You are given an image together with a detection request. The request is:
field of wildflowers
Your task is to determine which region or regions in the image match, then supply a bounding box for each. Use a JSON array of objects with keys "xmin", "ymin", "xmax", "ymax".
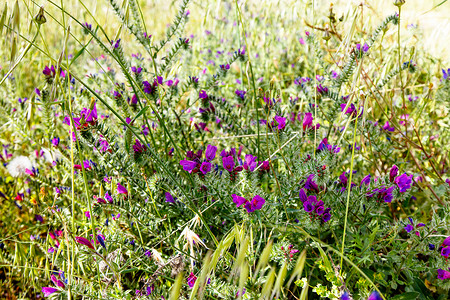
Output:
[{"xmin": 0, "ymin": 0, "xmax": 449, "ymax": 299}]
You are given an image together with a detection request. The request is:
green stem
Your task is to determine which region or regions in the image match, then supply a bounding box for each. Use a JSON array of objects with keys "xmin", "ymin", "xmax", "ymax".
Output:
[{"xmin": 339, "ymin": 116, "xmax": 358, "ymax": 276}]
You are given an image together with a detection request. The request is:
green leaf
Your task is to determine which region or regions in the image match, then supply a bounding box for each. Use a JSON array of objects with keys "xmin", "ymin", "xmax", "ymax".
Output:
[
  {"xmin": 391, "ymin": 292, "xmax": 420, "ymax": 300},
  {"xmin": 131, "ymin": 105, "xmax": 149, "ymax": 123},
  {"xmin": 69, "ymin": 36, "xmax": 94, "ymax": 67}
]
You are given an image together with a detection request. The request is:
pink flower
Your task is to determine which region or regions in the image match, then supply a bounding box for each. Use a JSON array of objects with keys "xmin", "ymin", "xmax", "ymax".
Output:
[
  {"xmin": 442, "ymin": 236, "xmax": 450, "ymax": 247},
  {"xmin": 232, "ymin": 194, "xmax": 247, "ymax": 208},
  {"xmin": 200, "ymin": 162, "xmax": 212, "ymax": 175},
  {"xmin": 42, "ymin": 287, "xmax": 58, "ymax": 297},
  {"xmin": 382, "ymin": 121, "xmax": 395, "ymax": 132},
  {"xmin": 302, "ymin": 113, "xmax": 313, "ymax": 131},
  {"xmin": 187, "ymin": 272, "xmax": 197, "ymax": 288},
  {"xmin": 75, "ymin": 236, "xmax": 95, "ymax": 250},
  {"xmin": 222, "ymin": 156, "xmax": 235, "ymax": 172},
  {"xmin": 117, "ymin": 183, "xmax": 128, "ymax": 195},
  {"xmin": 437, "ymin": 269, "xmax": 450, "ymax": 280},
  {"xmin": 51, "ymin": 274, "xmax": 65, "ymax": 288},
  {"xmin": 205, "ymin": 144, "xmax": 217, "ymax": 161},
  {"xmin": 180, "ymin": 160, "xmax": 197, "ymax": 173}
]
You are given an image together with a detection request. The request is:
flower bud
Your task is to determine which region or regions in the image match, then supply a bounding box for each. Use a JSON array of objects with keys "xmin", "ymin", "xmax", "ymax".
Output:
[
  {"xmin": 394, "ymin": 0, "xmax": 405, "ymax": 7},
  {"xmin": 389, "ymin": 165, "xmax": 399, "ymax": 182},
  {"xmin": 35, "ymin": 6, "xmax": 46, "ymax": 25},
  {"xmin": 323, "ymin": 29, "xmax": 331, "ymax": 41},
  {"xmin": 89, "ymin": 97, "xmax": 96, "ymax": 110}
]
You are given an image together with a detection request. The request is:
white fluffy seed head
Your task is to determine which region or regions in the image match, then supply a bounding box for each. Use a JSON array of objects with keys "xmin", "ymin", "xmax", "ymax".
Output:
[{"xmin": 6, "ymin": 156, "xmax": 33, "ymax": 177}]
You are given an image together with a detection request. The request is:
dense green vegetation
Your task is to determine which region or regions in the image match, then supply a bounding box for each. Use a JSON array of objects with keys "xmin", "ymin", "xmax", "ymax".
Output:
[{"xmin": 0, "ymin": 0, "xmax": 449, "ymax": 299}]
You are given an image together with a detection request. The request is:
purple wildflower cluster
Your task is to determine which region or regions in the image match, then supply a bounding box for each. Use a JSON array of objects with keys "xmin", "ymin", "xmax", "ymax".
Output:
[
  {"xmin": 132, "ymin": 139, "xmax": 148, "ymax": 159},
  {"xmin": 42, "ymin": 65, "xmax": 65, "ymax": 83},
  {"xmin": 317, "ymin": 138, "xmax": 341, "ymax": 154},
  {"xmin": 180, "ymin": 145, "xmax": 269, "ymax": 181},
  {"xmin": 269, "ymin": 115, "xmax": 287, "ymax": 131},
  {"xmin": 232, "ymin": 194, "xmax": 266, "ymax": 213},
  {"xmin": 63, "ymin": 102, "xmax": 98, "ymax": 130},
  {"xmin": 180, "ymin": 144, "xmax": 217, "ymax": 175},
  {"xmin": 364, "ymin": 165, "xmax": 413, "ymax": 203},
  {"xmin": 299, "ymin": 179, "xmax": 331, "ymax": 222},
  {"xmin": 280, "ymin": 244, "xmax": 299, "ymax": 262},
  {"xmin": 142, "ymin": 76, "xmax": 164, "ymax": 95},
  {"xmin": 403, "ymin": 217, "xmax": 425, "ymax": 237},
  {"xmin": 442, "ymin": 68, "xmax": 450, "ymax": 80}
]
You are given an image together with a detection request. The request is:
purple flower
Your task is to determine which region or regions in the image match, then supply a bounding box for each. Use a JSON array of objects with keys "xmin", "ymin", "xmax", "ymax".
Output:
[
  {"xmin": 232, "ymin": 194, "xmax": 247, "ymax": 208},
  {"xmin": 442, "ymin": 68, "xmax": 450, "ymax": 80},
  {"xmin": 142, "ymin": 125, "xmax": 150, "ymax": 136},
  {"xmin": 131, "ymin": 66, "xmax": 142, "ymax": 74},
  {"xmin": 142, "ymin": 81, "xmax": 154, "ymax": 94},
  {"xmin": 339, "ymin": 172, "xmax": 348, "ymax": 186},
  {"xmin": 274, "ymin": 116, "xmax": 286, "ymax": 130},
  {"xmin": 360, "ymin": 175, "xmax": 371, "ymax": 186},
  {"xmin": 165, "ymin": 192, "xmax": 175, "ymax": 203},
  {"xmin": 35, "ymin": 214, "xmax": 44, "ymax": 222},
  {"xmin": 404, "ymin": 224, "xmax": 414, "ymax": 233},
  {"xmin": 200, "ymin": 162, "xmax": 212, "ymax": 174},
  {"xmin": 199, "ymin": 90, "xmax": 208, "ymax": 99},
  {"xmin": 243, "ymin": 154, "xmax": 257, "ymax": 172},
  {"xmin": 362, "ymin": 43, "xmax": 369, "ymax": 52},
  {"xmin": 437, "ymin": 269, "xmax": 450, "ymax": 280},
  {"xmin": 356, "ymin": 43, "xmax": 369, "ymax": 53},
  {"xmin": 82, "ymin": 22, "xmax": 92, "ymax": 31},
  {"xmin": 205, "ymin": 144, "xmax": 217, "ymax": 161},
  {"xmin": 117, "ymin": 183, "xmax": 128, "ymax": 195},
  {"xmin": 222, "ymin": 156, "xmax": 235, "ymax": 172},
  {"xmin": 51, "ymin": 274, "xmax": 65, "ymax": 288},
  {"xmin": 51, "ymin": 137, "xmax": 60, "ymax": 147},
  {"xmin": 382, "ymin": 121, "xmax": 395, "ymax": 132},
  {"xmin": 43, "ymin": 65, "xmax": 56, "ymax": 77},
  {"xmin": 322, "ymin": 212, "xmax": 331, "ymax": 222},
  {"xmin": 389, "ymin": 165, "xmax": 399, "ymax": 182},
  {"xmin": 180, "ymin": 160, "xmax": 198, "ymax": 173},
  {"xmin": 303, "ymin": 201, "xmax": 314, "ymax": 212},
  {"xmin": 236, "ymin": 288, "xmax": 246, "ymax": 297},
  {"xmin": 105, "ymin": 192, "xmax": 112, "ymax": 203},
  {"xmin": 340, "ymin": 103, "xmax": 356, "ymax": 115},
  {"xmin": 441, "ymin": 247, "xmax": 450, "ymax": 258},
  {"xmin": 316, "ymin": 84, "xmax": 328, "ymax": 95},
  {"xmin": 367, "ymin": 291, "xmax": 382, "ymax": 300},
  {"xmin": 42, "ymin": 287, "xmax": 59, "ymax": 297},
  {"xmin": 111, "ymin": 39, "xmax": 121, "ymax": 48},
  {"xmin": 146, "ymin": 285, "xmax": 155, "ymax": 295},
  {"xmin": 305, "ymin": 174, "xmax": 319, "ymax": 193},
  {"xmin": 316, "ymin": 206, "xmax": 325, "ymax": 215},
  {"xmin": 250, "ymin": 195, "xmax": 265, "ymax": 210},
  {"xmin": 84, "ymin": 211, "xmax": 90, "ymax": 219},
  {"xmin": 187, "ymin": 272, "xmax": 197, "ymax": 288},
  {"xmin": 341, "ymin": 292, "xmax": 350, "ymax": 300},
  {"xmin": 442, "ymin": 236, "xmax": 450, "ymax": 246},
  {"xmin": 97, "ymin": 235, "xmax": 106, "ymax": 249},
  {"xmin": 98, "ymin": 139, "xmax": 109, "ymax": 153},
  {"xmin": 395, "ymin": 173, "xmax": 413, "ymax": 192},
  {"xmin": 302, "ymin": 112, "xmax": 314, "ymax": 131},
  {"xmin": 133, "ymin": 139, "xmax": 147, "ymax": 154},
  {"xmin": 299, "ymin": 188, "xmax": 308, "ymax": 202},
  {"xmin": 408, "ymin": 94, "xmax": 418, "ymax": 102},
  {"xmin": 243, "ymin": 195, "xmax": 265, "ymax": 213},
  {"xmin": 75, "ymin": 236, "xmax": 95, "ymax": 250},
  {"xmin": 235, "ymin": 89, "xmax": 246, "ymax": 100}
]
